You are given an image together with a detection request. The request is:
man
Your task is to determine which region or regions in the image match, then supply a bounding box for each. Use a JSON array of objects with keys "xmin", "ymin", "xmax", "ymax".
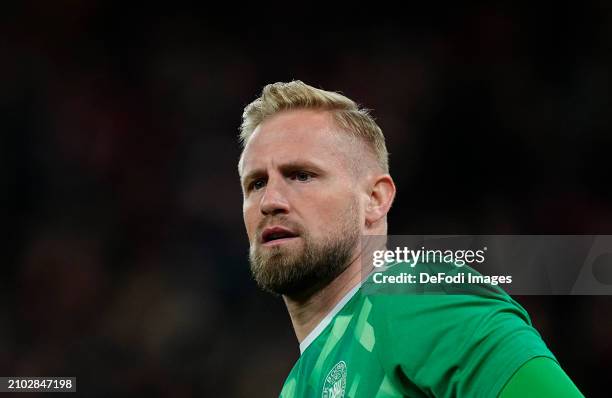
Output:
[{"xmin": 238, "ymin": 81, "xmax": 583, "ymax": 397}]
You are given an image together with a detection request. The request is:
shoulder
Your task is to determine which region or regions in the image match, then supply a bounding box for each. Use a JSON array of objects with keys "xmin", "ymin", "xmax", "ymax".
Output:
[
  {"xmin": 365, "ymin": 260, "xmax": 527, "ymax": 322},
  {"xmin": 361, "ymin": 262, "xmax": 556, "ymax": 397}
]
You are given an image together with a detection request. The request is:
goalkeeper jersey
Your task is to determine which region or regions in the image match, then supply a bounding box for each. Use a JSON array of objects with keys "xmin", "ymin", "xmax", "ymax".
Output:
[{"xmin": 279, "ymin": 261, "xmax": 557, "ymax": 398}]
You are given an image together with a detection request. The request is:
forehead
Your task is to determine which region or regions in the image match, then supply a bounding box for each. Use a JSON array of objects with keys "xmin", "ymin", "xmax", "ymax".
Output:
[{"xmin": 240, "ymin": 109, "xmax": 352, "ymax": 172}]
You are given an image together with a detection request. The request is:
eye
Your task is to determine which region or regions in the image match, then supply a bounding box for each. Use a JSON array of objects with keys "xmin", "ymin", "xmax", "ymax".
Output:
[
  {"xmin": 251, "ymin": 179, "xmax": 266, "ymax": 191},
  {"xmin": 292, "ymin": 171, "xmax": 312, "ymax": 182}
]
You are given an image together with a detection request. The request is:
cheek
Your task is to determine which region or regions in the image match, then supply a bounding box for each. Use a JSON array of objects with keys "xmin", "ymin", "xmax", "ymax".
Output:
[
  {"xmin": 243, "ymin": 203, "xmax": 259, "ymax": 239},
  {"xmin": 304, "ymin": 194, "xmax": 358, "ymax": 233}
]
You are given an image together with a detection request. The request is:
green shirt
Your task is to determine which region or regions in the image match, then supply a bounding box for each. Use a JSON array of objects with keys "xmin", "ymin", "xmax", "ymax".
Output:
[{"xmin": 279, "ymin": 262, "xmax": 558, "ymax": 397}]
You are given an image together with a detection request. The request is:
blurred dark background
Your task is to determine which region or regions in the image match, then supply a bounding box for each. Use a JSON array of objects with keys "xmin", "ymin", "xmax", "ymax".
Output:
[{"xmin": 1, "ymin": 2, "xmax": 611, "ymax": 397}]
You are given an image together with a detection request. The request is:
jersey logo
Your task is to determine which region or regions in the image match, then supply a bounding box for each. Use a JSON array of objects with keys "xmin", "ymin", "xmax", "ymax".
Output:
[{"xmin": 322, "ymin": 360, "xmax": 347, "ymax": 398}]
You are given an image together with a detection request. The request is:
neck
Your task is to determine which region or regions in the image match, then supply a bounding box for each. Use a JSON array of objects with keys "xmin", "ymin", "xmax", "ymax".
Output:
[{"xmin": 282, "ymin": 255, "xmax": 365, "ymax": 344}]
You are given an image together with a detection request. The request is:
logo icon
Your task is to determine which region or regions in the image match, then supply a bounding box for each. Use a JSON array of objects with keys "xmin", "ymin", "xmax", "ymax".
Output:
[{"xmin": 322, "ymin": 360, "xmax": 347, "ymax": 398}]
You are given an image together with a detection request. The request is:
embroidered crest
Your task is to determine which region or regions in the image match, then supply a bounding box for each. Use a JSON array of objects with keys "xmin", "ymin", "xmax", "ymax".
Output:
[{"xmin": 322, "ymin": 360, "xmax": 347, "ymax": 398}]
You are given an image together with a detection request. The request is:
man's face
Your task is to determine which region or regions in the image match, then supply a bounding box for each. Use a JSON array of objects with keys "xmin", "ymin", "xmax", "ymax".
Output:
[{"xmin": 240, "ymin": 109, "xmax": 364, "ymax": 296}]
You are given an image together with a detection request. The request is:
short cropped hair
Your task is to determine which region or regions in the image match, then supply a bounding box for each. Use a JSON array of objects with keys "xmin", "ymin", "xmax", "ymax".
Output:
[{"xmin": 239, "ymin": 80, "xmax": 389, "ymax": 173}]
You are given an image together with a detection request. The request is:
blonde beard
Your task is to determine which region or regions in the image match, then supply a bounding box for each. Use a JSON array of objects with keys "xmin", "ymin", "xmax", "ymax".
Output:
[{"xmin": 249, "ymin": 202, "xmax": 360, "ymax": 296}]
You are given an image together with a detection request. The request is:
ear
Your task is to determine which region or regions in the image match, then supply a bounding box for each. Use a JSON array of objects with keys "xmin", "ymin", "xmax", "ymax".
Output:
[{"xmin": 365, "ymin": 174, "xmax": 396, "ymax": 227}]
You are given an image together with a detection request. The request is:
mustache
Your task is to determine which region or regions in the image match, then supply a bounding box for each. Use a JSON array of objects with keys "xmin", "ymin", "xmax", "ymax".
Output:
[{"xmin": 256, "ymin": 216, "xmax": 303, "ymax": 237}]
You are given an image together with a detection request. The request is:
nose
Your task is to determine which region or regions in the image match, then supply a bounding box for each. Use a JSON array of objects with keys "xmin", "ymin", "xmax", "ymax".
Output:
[{"xmin": 260, "ymin": 176, "xmax": 290, "ymax": 216}]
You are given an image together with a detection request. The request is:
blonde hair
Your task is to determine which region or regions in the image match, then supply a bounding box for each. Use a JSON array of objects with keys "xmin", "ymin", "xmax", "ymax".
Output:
[{"xmin": 239, "ymin": 80, "xmax": 389, "ymax": 173}]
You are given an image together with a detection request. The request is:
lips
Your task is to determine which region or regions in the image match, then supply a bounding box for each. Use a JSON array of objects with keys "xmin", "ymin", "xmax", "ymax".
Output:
[{"xmin": 261, "ymin": 226, "xmax": 299, "ymax": 244}]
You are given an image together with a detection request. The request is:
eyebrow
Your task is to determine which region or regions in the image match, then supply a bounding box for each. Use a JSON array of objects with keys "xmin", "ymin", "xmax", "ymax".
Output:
[{"xmin": 241, "ymin": 160, "xmax": 326, "ymax": 189}]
